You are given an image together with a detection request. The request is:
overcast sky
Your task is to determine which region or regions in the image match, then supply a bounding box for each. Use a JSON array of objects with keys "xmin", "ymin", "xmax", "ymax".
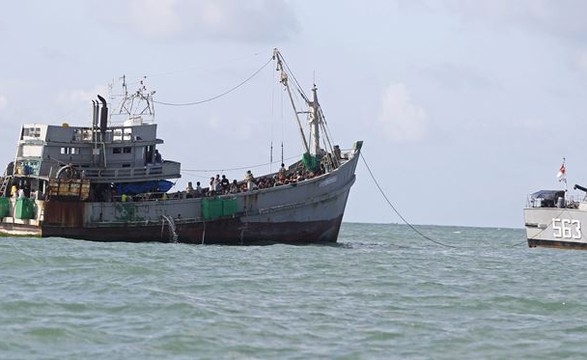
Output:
[{"xmin": 2, "ymin": 0, "xmax": 587, "ymax": 229}]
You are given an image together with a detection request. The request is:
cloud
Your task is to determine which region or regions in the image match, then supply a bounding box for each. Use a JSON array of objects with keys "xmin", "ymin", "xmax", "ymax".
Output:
[
  {"xmin": 438, "ymin": 0, "xmax": 587, "ymax": 43},
  {"xmin": 422, "ymin": 63, "xmax": 497, "ymax": 92},
  {"xmin": 0, "ymin": 95, "xmax": 7, "ymax": 110},
  {"xmin": 128, "ymin": 0, "xmax": 183, "ymax": 38},
  {"xmin": 515, "ymin": 117, "xmax": 546, "ymax": 131},
  {"xmin": 397, "ymin": 1, "xmax": 587, "ymax": 77},
  {"xmin": 572, "ymin": 49, "xmax": 587, "ymax": 74},
  {"xmin": 378, "ymin": 83, "xmax": 427, "ymax": 142},
  {"xmin": 205, "ymin": 113, "xmax": 264, "ymax": 140},
  {"xmin": 58, "ymin": 85, "xmax": 110, "ymax": 105},
  {"xmin": 101, "ymin": 0, "xmax": 300, "ymax": 43}
]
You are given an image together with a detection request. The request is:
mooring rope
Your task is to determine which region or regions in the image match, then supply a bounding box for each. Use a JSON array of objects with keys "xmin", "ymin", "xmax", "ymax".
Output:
[
  {"xmin": 359, "ymin": 153, "xmax": 457, "ymax": 248},
  {"xmin": 360, "ymin": 153, "xmax": 529, "ymax": 249}
]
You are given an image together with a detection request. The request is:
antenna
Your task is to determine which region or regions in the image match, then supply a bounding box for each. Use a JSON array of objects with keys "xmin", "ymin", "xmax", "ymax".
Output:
[{"xmin": 113, "ymin": 75, "xmax": 156, "ymax": 123}]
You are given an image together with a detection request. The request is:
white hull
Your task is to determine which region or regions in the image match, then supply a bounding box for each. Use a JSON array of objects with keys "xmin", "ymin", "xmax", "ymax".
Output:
[{"xmin": 524, "ymin": 206, "xmax": 587, "ymax": 249}]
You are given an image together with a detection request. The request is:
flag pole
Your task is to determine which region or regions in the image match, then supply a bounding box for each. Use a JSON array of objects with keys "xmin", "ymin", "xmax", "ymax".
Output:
[{"xmin": 557, "ymin": 157, "xmax": 567, "ymax": 192}]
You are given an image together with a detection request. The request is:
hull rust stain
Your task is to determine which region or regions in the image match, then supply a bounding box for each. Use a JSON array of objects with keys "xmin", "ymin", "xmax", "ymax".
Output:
[{"xmin": 41, "ymin": 215, "xmax": 344, "ymax": 245}]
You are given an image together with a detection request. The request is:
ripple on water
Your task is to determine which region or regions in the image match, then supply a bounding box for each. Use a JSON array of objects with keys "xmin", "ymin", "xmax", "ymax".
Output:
[{"xmin": 1, "ymin": 225, "xmax": 587, "ymax": 359}]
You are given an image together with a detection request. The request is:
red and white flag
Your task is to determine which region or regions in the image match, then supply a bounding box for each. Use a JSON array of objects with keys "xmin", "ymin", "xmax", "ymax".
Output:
[{"xmin": 557, "ymin": 159, "xmax": 566, "ymax": 183}]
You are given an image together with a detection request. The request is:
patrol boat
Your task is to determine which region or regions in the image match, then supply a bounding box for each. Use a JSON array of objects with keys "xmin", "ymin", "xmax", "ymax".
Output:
[
  {"xmin": 0, "ymin": 50, "xmax": 362, "ymax": 244},
  {"xmin": 523, "ymin": 185, "xmax": 587, "ymax": 249}
]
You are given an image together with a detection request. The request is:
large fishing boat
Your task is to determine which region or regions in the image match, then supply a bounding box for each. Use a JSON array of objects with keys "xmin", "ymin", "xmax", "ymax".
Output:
[{"xmin": 0, "ymin": 50, "xmax": 362, "ymax": 244}]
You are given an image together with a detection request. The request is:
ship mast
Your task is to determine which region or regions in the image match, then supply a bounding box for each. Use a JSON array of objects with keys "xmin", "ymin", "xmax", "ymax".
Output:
[
  {"xmin": 274, "ymin": 49, "xmax": 311, "ymax": 155},
  {"xmin": 273, "ymin": 49, "xmax": 341, "ymax": 171},
  {"xmin": 309, "ymin": 84, "xmax": 321, "ymax": 156}
]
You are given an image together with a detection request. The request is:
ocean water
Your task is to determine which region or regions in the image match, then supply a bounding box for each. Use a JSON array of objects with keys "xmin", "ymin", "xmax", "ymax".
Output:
[{"xmin": 1, "ymin": 223, "xmax": 586, "ymax": 360}]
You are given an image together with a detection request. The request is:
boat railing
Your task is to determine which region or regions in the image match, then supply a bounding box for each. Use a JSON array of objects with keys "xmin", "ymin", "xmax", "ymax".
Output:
[
  {"xmin": 113, "ymin": 190, "xmax": 193, "ymax": 203},
  {"xmin": 82, "ymin": 160, "xmax": 181, "ymax": 181},
  {"xmin": 113, "ymin": 193, "xmax": 169, "ymax": 203},
  {"xmin": 526, "ymin": 192, "xmax": 580, "ymax": 209}
]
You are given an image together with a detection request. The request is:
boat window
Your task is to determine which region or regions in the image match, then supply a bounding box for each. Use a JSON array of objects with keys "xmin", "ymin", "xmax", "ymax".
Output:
[
  {"xmin": 22, "ymin": 144, "xmax": 43, "ymax": 157},
  {"xmin": 146, "ymin": 145, "xmax": 154, "ymax": 163},
  {"xmin": 123, "ymin": 147, "xmax": 132, "ymax": 154},
  {"xmin": 124, "ymin": 128, "xmax": 132, "ymax": 141},
  {"xmin": 112, "ymin": 128, "xmax": 133, "ymax": 142},
  {"xmin": 22, "ymin": 127, "xmax": 42, "ymax": 139},
  {"xmin": 113, "ymin": 129, "xmax": 123, "ymax": 141},
  {"xmin": 15, "ymin": 160, "xmax": 39, "ymax": 176},
  {"xmin": 60, "ymin": 147, "xmax": 78, "ymax": 155},
  {"xmin": 74, "ymin": 128, "xmax": 93, "ymax": 141},
  {"xmin": 113, "ymin": 148, "xmax": 122, "ymax": 154}
]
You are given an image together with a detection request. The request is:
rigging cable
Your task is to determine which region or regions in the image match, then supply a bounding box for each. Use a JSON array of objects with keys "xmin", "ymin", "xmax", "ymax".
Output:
[
  {"xmin": 154, "ymin": 56, "xmax": 274, "ymax": 106},
  {"xmin": 360, "ymin": 153, "xmax": 457, "ymax": 248},
  {"xmin": 278, "ymin": 54, "xmax": 309, "ymax": 102},
  {"xmin": 361, "ymin": 153, "xmax": 527, "ymax": 249},
  {"xmin": 182, "ymin": 153, "xmax": 302, "ymax": 173}
]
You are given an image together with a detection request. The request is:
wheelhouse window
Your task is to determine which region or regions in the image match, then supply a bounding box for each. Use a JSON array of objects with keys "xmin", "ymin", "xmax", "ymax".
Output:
[
  {"xmin": 113, "ymin": 127, "xmax": 133, "ymax": 142},
  {"xmin": 22, "ymin": 127, "xmax": 41, "ymax": 139},
  {"xmin": 60, "ymin": 147, "xmax": 79, "ymax": 155},
  {"xmin": 114, "ymin": 147, "xmax": 132, "ymax": 154},
  {"xmin": 21, "ymin": 144, "xmax": 42, "ymax": 157}
]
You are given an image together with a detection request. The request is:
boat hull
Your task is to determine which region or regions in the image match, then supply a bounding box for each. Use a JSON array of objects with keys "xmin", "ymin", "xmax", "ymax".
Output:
[
  {"xmin": 524, "ymin": 207, "xmax": 587, "ymax": 250},
  {"xmin": 0, "ymin": 147, "xmax": 359, "ymax": 245},
  {"xmin": 39, "ymin": 215, "xmax": 344, "ymax": 245}
]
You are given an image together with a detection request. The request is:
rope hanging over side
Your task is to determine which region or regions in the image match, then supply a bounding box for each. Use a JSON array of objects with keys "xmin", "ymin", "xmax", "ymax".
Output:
[
  {"xmin": 360, "ymin": 154, "xmax": 528, "ymax": 248},
  {"xmin": 154, "ymin": 56, "xmax": 273, "ymax": 106},
  {"xmin": 360, "ymin": 153, "xmax": 457, "ymax": 248}
]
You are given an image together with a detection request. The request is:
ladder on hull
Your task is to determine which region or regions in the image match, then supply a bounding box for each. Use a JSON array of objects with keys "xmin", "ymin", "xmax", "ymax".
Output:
[{"xmin": 0, "ymin": 174, "xmax": 11, "ymax": 197}]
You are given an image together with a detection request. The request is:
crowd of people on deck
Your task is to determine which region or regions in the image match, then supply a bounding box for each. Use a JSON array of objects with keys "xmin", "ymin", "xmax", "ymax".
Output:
[
  {"xmin": 106, "ymin": 162, "xmax": 323, "ymax": 202},
  {"xmin": 2, "ymin": 147, "xmax": 346, "ymax": 203},
  {"xmin": 67, "ymin": 147, "xmax": 342, "ymax": 202},
  {"xmin": 183, "ymin": 163, "xmax": 323, "ymax": 199}
]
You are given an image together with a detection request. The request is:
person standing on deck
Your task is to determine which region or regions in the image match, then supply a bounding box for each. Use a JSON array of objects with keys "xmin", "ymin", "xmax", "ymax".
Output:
[
  {"xmin": 245, "ymin": 170, "xmax": 255, "ymax": 191},
  {"xmin": 195, "ymin": 181, "xmax": 202, "ymax": 196},
  {"xmin": 220, "ymin": 175, "xmax": 229, "ymax": 194},
  {"xmin": 209, "ymin": 176, "xmax": 215, "ymax": 195},
  {"xmin": 278, "ymin": 163, "xmax": 287, "ymax": 183},
  {"xmin": 186, "ymin": 182, "xmax": 195, "ymax": 198},
  {"xmin": 230, "ymin": 180, "xmax": 239, "ymax": 194},
  {"xmin": 214, "ymin": 174, "xmax": 221, "ymax": 193}
]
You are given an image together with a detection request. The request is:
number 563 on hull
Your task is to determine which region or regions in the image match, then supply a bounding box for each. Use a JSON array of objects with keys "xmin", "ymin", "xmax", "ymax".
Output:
[{"xmin": 524, "ymin": 188, "xmax": 587, "ymax": 249}]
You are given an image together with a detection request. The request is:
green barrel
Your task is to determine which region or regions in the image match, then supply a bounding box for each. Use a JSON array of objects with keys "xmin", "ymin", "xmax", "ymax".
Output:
[
  {"xmin": 0, "ymin": 197, "xmax": 9, "ymax": 218},
  {"xmin": 15, "ymin": 198, "xmax": 34, "ymax": 220}
]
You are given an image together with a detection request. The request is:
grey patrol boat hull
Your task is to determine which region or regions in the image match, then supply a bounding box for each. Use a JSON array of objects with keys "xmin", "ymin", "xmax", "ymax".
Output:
[
  {"xmin": 524, "ymin": 189, "xmax": 587, "ymax": 249},
  {"xmin": 524, "ymin": 206, "xmax": 587, "ymax": 249}
]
